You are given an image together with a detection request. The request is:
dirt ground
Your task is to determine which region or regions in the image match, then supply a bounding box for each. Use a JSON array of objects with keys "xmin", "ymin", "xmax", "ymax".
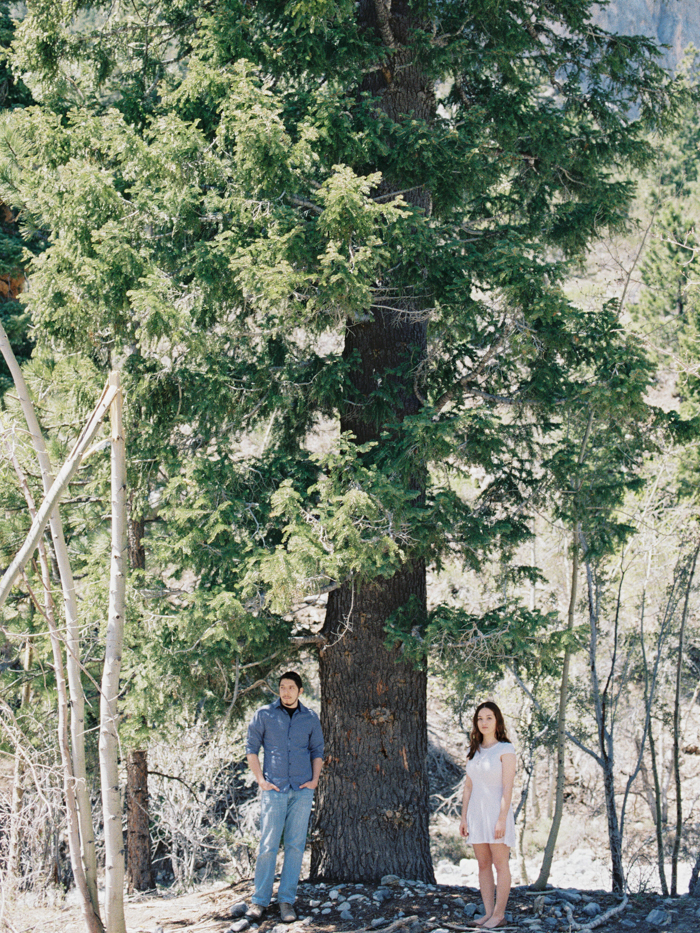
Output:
[{"xmin": 4, "ymin": 875, "xmax": 700, "ymax": 933}]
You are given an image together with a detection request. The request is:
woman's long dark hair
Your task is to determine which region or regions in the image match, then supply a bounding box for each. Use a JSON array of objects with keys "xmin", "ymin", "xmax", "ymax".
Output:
[{"xmin": 467, "ymin": 701, "xmax": 510, "ymax": 760}]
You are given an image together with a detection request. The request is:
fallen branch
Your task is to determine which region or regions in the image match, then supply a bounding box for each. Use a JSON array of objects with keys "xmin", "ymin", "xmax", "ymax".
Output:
[
  {"xmin": 356, "ymin": 915, "xmax": 420, "ymax": 933},
  {"xmin": 562, "ymin": 895, "xmax": 629, "ymax": 931}
]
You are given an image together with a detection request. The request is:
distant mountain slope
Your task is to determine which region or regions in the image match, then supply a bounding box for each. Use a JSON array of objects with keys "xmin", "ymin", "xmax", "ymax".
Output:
[{"xmin": 593, "ymin": 0, "xmax": 700, "ymax": 72}]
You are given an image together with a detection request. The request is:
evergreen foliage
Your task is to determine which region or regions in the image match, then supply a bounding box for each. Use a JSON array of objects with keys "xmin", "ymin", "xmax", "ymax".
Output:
[
  {"xmin": 0, "ymin": 1, "xmax": 37, "ymax": 385},
  {"xmin": 0, "ymin": 0, "xmax": 693, "ymax": 878}
]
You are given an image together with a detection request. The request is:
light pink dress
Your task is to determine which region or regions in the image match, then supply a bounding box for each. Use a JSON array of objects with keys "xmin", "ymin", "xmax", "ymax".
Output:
[{"xmin": 466, "ymin": 741, "xmax": 516, "ymax": 847}]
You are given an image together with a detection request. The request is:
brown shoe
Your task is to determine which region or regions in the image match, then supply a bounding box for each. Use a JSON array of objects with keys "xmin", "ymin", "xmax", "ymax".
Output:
[
  {"xmin": 279, "ymin": 903, "xmax": 296, "ymax": 923},
  {"xmin": 246, "ymin": 904, "xmax": 265, "ymax": 921}
]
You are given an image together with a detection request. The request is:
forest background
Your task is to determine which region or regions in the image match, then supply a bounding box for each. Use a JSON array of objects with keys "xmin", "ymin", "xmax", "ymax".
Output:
[{"xmin": 2, "ymin": 1, "xmax": 700, "ymax": 932}]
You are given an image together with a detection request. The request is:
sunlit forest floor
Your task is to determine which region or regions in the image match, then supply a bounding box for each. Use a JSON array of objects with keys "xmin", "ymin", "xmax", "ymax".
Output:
[
  {"xmin": 3, "ymin": 681, "xmax": 700, "ymax": 932},
  {"xmin": 6, "ymin": 875, "xmax": 700, "ymax": 933}
]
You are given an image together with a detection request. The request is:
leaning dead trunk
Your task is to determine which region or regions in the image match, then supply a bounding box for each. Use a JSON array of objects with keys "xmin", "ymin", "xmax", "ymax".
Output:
[
  {"xmin": 0, "ymin": 322, "xmax": 101, "ymax": 915},
  {"xmin": 99, "ymin": 373, "xmax": 127, "ymax": 933},
  {"xmin": 2, "ymin": 430, "xmax": 104, "ymax": 933}
]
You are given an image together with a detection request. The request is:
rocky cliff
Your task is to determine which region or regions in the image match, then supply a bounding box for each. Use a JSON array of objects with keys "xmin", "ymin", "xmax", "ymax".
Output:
[{"xmin": 593, "ymin": 0, "xmax": 700, "ymax": 72}]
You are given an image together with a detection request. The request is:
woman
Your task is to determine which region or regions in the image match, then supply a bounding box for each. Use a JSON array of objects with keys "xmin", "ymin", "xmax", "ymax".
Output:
[{"xmin": 459, "ymin": 702, "xmax": 516, "ymax": 929}]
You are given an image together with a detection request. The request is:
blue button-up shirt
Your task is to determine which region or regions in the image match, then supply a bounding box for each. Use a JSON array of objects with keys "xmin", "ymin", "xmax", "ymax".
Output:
[{"xmin": 245, "ymin": 699, "xmax": 324, "ymax": 792}]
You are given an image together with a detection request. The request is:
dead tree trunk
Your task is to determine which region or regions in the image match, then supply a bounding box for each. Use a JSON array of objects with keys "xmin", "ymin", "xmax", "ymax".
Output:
[
  {"xmin": 311, "ymin": 0, "xmax": 435, "ymax": 883},
  {"xmin": 126, "ymin": 750, "xmax": 155, "ymax": 892},
  {"xmin": 0, "ymin": 327, "xmax": 105, "ymax": 924},
  {"xmin": 7, "ymin": 636, "xmax": 33, "ymax": 882},
  {"xmin": 2, "ymin": 429, "xmax": 104, "ymax": 933}
]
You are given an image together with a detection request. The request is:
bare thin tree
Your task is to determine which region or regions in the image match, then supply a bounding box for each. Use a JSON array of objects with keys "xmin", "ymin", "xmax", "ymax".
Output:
[
  {"xmin": 99, "ymin": 373, "xmax": 127, "ymax": 933},
  {"xmin": 0, "ymin": 321, "xmax": 102, "ymax": 917}
]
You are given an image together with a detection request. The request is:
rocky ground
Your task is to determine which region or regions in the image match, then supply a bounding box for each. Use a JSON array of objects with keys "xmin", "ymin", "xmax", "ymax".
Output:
[
  {"xmin": 10, "ymin": 873, "xmax": 700, "ymax": 933},
  {"xmin": 231, "ymin": 875, "xmax": 700, "ymax": 933}
]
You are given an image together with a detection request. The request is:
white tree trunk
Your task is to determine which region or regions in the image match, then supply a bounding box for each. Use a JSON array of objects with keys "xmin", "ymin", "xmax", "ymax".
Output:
[
  {"xmin": 99, "ymin": 373, "xmax": 127, "ymax": 933},
  {"xmin": 0, "ymin": 378, "xmax": 118, "ymax": 606},
  {"xmin": 0, "ymin": 322, "xmax": 103, "ymax": 917},
  {"xmin": 2, "ymin": 431, "xmax": 104, "ymax": 933},
  {"xmin": 7, "ymin": 636, "xmax": 32, "ymax": 881}
]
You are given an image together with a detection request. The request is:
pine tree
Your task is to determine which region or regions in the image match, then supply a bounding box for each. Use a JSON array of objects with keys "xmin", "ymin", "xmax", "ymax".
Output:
[
  {"xmin": 0, "ymin": 0, "xmax": 37, "ymax": 386},
  {"xmin": 1, "ymin": 1, "xmax": 685, "ymax": 881}
]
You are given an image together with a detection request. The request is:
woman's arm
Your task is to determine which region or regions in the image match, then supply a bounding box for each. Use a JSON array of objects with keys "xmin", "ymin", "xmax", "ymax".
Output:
[
  {"xmin": 459, "ymin": 771, "xmax": 473, "ymax": 838},
  {"xmin": 494, "ymin": 752, "xmax": 516, "ymax": 840}
]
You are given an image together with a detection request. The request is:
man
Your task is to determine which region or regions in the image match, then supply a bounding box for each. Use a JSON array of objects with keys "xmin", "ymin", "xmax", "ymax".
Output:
[{"xmin": 245, "ymin": 671, "xmax": 324, "ymax": 923}]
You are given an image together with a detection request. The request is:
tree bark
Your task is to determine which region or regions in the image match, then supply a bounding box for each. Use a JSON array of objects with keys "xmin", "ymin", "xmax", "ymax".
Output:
[
  {"xmin": 125, "ymin": 512, "xmax": 154, "ymax": 893},
  {"xmin": 127, "ymin": 498, "xmax": 145, "ymax": 571},
  {"xmin": 690, "ymin": 848, "xmax": 700, "ymax": 896},
  {"xmin": 99, "ymin": 372, "xmax": 127, "ymax": 933},
  {"xmin": 647, "ymin": 721, "xmax": 669, "ymax": 894},
  {"xmin": 126, "ymin": 750, "xmax": 154, "ymax": 892},
  {"xmin": 311, "ymin": 563, "xmax": 432, "ymax": 882},
  {"xmin": 311, "ymin": 0, "xmax": 435, "ymax": 882}
]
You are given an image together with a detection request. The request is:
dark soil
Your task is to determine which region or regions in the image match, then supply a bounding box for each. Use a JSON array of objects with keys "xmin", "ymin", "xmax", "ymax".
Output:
[{"xmin": 210, "ymin": 877, "xmax": 700, "ymax": 933}]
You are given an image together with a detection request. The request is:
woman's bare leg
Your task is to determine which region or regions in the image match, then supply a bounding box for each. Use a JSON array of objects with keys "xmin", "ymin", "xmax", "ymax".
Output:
[
  {"xmin": 472, "ymin": 844, "xmax": 495, "ymax": 925},
  {"xmin": 482, "ymin": 844, "xmax": 511, "ymax": 928}
]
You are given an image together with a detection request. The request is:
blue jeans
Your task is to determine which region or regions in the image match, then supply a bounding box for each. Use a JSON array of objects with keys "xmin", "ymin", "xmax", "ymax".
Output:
[{"xmin": 252, "ymin": 788, "xmax": 315, "ymax": 906}]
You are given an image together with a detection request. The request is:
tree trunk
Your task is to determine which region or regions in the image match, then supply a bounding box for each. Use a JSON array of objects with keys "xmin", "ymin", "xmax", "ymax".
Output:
[
  {"xmin": 99, "ymin": 372, "xmax": 127, "ymax": 933},
  {"xmin": 531, "ymin": 538, "xmax": 576, "ymax": 891},
  {"xmin": 585, "ymin": 559, "xmax": 625, "ymax": 894},
  {"xmin": 532, "ymin": 413, "xmax": 593, "ymax": 891},
  {"xmin": 127, "ymin": 499, "xmax": 145, "ymax": 571},
  {"xmin": 126, "ymin": 750, "xmax": 154, "ymax": 892},
  {"xmin": 311, "ymin": 563, "xmax": 433, "ymax": 882},
  {"xmin": 690, "ymin": 848, "xmax": 700, "ymax": 897},
  {"xmin": 2, "ymin": 429, "xmax": 104, "ymax": 933},
  {"xmin": 0, "ymin": 379, "xmax": 119, "ymax": 606},
  {"xmin": 671, "ymin": 542, "xmax": 699, "ymax": 895},
  {"xmin": 0, "ymin": 322, "xmax": 102, "ymax": 915},
  {"xmin": 125, "ymin": 511, "xmax": 154, "ymax": 893},
  {"xmin": 311, "ymin": 0, "xmax": 435, "ymax": 883},
  {"xmin": 600, "ymin": 756, "xmax": 624, "ymax": 893},
  {"xmin": 639, "ymin": 548, "xmax": 669, "ymax": 895},
  {"xmin": 7, "ymin": 635, "xmax": 33, "ymax": 883}
]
